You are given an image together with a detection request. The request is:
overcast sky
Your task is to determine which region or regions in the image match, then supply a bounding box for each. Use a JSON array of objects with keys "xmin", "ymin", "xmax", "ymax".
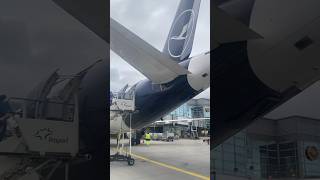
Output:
[
  {"xmin": 265, "ymin": 81, "xmax": 320, "ymax": 119},
  {"xmin": 0, "ymin": 0, "xmax": 106, "ymax": 97},
  {"xmin": 110, "ymin": 0, "xmax": 210, "ymax": 99}
]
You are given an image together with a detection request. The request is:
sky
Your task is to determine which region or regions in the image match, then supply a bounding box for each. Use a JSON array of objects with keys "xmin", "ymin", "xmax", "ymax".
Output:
[
  {"xmin": 0, "ymin": 0, "xmax": 107, "ymax": 97},
  {"xmin": 110, "ymin": 0, "xmax": 210, "ymax": 99},
  {"xmin": 266, "ymin": 81, "xmax": 320, "ymax": 119}
]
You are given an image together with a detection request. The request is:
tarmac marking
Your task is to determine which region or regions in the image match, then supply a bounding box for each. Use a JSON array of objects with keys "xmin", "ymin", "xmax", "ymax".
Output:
[{"xmin": 131, "ymin": 153, "xmax": 210, "ymax": 180}]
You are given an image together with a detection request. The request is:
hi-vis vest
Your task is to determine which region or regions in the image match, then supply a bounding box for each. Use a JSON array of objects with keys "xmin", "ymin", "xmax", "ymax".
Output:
[{"xmin": 145, "ymin": 133, "xmax": 151, "ymax": 140}]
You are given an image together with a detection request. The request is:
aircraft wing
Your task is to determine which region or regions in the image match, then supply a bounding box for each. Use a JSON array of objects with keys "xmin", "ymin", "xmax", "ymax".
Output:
[
  {"xmin": 213, "ymin": 5, "xmax": 262, "ymax": 49},
  {"xmin": 110, "ymin": 18, "xmax": 190, "ymax": 84}
]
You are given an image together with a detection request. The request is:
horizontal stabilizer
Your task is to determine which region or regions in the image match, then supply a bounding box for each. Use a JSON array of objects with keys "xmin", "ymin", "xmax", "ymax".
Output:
[
  {"xmin": 52, "ymin": 0, "xmax": 108, "ymax": 42},
  {"xmin": 110, "ymin": 18, "xmax": 190, "ymax": 84},
  {"xmin": 213, "ymin": 5, "xmax": 262, "ymax": 48}
]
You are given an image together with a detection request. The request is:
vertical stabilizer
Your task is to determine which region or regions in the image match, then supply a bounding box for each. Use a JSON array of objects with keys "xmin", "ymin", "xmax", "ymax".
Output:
[{"xmin": 163, "ymin": 0, "xmax": 201, "ymax": 61}]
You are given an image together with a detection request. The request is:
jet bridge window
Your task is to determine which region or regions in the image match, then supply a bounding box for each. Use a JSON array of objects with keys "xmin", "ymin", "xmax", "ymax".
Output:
[
  {"xmin": 44, "ymin": 102, "xmax": 75, "ymax": 122},
  {"xmin": 10, "ymin": 98, "xmax": 76, "ymax": 122}
]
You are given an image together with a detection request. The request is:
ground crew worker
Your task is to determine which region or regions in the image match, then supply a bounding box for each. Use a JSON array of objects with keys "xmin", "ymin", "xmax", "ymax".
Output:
[{"xmin": 145, "ymin": 132, "xmax": 151, "ymax": 146}]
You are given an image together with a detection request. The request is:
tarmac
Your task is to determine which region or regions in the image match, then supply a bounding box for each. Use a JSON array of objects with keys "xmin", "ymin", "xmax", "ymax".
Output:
[{"xmin": 110, "ymin": 138, "xmax": 210, "ymax": 180}]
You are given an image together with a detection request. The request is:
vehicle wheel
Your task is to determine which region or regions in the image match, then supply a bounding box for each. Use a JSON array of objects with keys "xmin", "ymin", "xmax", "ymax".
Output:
[
  {"xmin": 136, "ymin": 138, "xmax": 141, "ymax": 145},
  {"xmin": 131, "ymin": 138, "xmax": 136, "ymax": 146},
  {"xmin": 128, "ymin": 158, "xmax": 135, "ymax": 166}
]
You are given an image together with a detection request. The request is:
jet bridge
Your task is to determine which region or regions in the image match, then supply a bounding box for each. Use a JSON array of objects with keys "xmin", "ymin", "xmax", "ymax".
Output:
[
  {"xmin": 110, "ymin": 85, "xmax": 136, "ymax": 134},
  {"xmin": 110, "ymin": 87, "xmax": 136, "ymax": 166},
  {"xmin": 0, "ymin": 69, "xmax": 91, "ymax": 180}
]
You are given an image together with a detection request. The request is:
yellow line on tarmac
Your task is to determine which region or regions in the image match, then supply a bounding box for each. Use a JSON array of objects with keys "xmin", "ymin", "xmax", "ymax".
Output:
[{"xmin": 131, "ymin": 153, "xmax": 210, "ymax": 180}]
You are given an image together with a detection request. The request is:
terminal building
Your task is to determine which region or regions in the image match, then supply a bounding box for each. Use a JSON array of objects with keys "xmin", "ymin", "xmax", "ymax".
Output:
[
  {"xmin": 213, "ymin": 116, "xmax": 320, "ymax": 180},
  {"xmin": 165, "ymin": 98, "xmax": 210, "ymax": 120},
  {"xmin": 146, "ymin": 98, "xmax": 210, "ymax": 138}
]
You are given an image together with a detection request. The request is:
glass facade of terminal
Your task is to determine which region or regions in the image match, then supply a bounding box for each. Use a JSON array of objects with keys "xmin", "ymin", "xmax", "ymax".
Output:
[
  {"xmin": 165, "ymin": 98, "xmax": 210, "ymax": 120},
  {"xmin": 147, "ymin": 98, "xmax": 210, "ymax": 138},
  {"xmin": 164, "ymin": 98, "xmax": 210, "ymax": 130},
  {"xmin": 168, "ymin": 103, "xmax": 191, "ymax": 119},
  {"xmin": 213, "ymin": 117, "xmax": 320, "ymax": 179}
]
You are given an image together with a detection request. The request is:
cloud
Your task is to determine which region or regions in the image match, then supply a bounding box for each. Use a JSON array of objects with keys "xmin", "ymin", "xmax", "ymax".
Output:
[
  {"xmin": 0, "ymin": 0, "xmax": 107, "ymax": 97},
  {"xmin": 110, "ymin": 51, "xmax": 145, "ymax": 92},
  {"xmin": 266, "ymin": 81, "xmax": 320, "ymax": 119}
]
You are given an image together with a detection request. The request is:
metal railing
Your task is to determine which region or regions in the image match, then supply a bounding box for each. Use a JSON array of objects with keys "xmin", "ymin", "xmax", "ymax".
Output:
[{"xmin": 9, "ymin": 97, "xmax": 75, "ymax": 122}]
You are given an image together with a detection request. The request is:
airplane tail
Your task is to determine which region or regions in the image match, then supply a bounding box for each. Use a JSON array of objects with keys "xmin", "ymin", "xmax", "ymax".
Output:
[{"xmin": 162, "ymin": 0, "xmax": 201, "ymax": 61}]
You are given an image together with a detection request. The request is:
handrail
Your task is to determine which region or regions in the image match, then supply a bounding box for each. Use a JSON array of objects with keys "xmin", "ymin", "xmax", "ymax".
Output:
[{"xmin": 9, "ymin": 97, "xmax": 75, "ymax": 106}]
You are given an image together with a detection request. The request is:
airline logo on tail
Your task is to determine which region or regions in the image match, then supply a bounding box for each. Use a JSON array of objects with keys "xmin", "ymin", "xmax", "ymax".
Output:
[{"xmin": 168, "ymin": 9, "xmax": 195, "ymax": 58}]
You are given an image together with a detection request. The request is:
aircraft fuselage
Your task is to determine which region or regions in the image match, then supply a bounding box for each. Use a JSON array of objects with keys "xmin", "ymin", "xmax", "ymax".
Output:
[{"xmin": 110, "ymin": 52, "xmax": 210, "ymax": 133}]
